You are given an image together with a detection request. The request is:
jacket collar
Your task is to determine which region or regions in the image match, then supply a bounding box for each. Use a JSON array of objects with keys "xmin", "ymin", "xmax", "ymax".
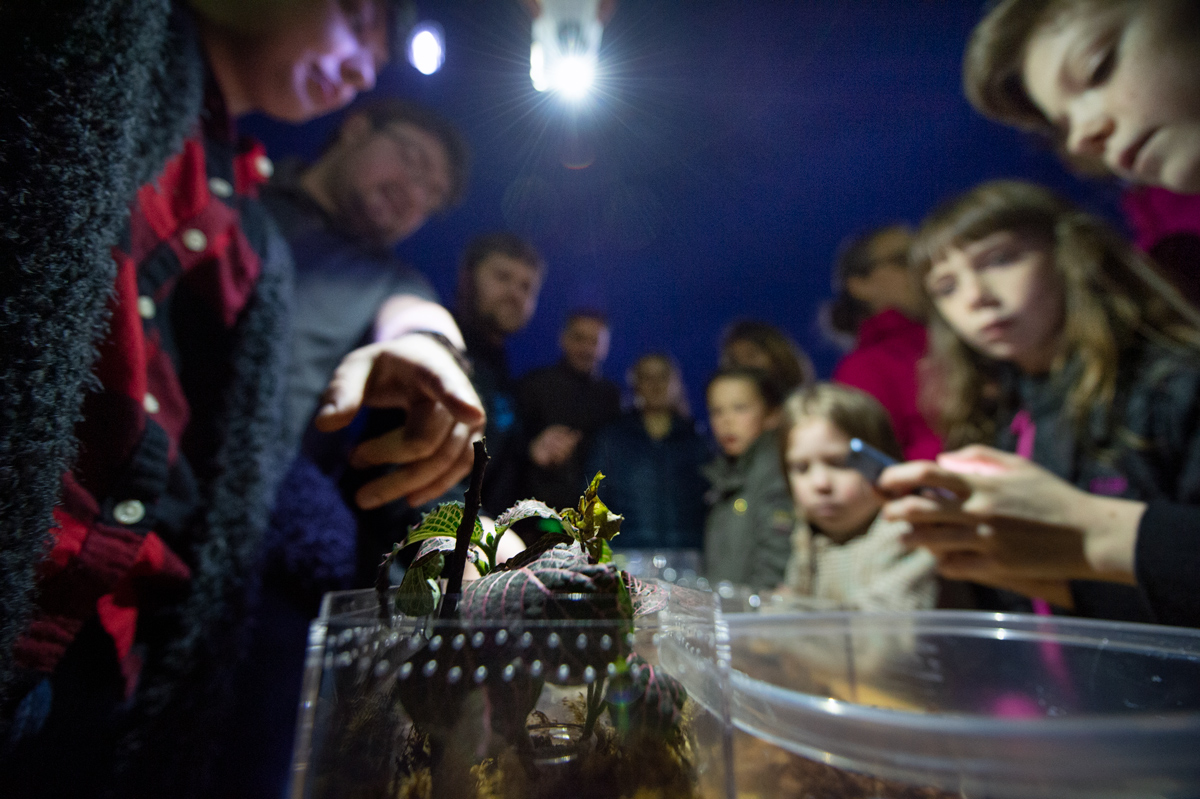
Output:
[{"xmin": 856, "ymin": 309, "xmax": 925, "ymax": 348}]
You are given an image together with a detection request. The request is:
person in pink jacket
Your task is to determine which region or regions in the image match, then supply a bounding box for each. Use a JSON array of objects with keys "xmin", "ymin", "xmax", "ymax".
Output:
[{"xmin": 828, "ymin": 224, "xmax": 941, "ymax": 461}]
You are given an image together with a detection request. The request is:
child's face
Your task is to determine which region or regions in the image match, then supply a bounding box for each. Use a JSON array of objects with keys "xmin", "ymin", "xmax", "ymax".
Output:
[
  {"xmin": 707, "ymin": 377, "xmax": 772, "ymax": 458},
  {"xmin": 925, "ymin": 229, "xmax": 1064, "ymax": 374},
  {"xmin": 633, "ymin": 357, "xmax": 680, "ymax": 413},
  {"xmin": 1021, "ymin": 0, "xmax": 1200, "ymax": 192},
  {"xmin": 786, "ymin": 419, "xmax": 881, "ymax": 542}
]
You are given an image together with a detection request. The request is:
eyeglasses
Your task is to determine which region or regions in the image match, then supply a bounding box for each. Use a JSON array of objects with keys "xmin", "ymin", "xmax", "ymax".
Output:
[{"xmin": 376, "ymin": 125, "xmax": 452, "ymax": 212}]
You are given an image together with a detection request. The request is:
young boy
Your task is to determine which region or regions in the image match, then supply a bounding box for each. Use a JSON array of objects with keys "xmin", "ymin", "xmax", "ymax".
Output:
[{"xmin": 702, "ymin": 368, "xmax": 794, "ymax": 589}]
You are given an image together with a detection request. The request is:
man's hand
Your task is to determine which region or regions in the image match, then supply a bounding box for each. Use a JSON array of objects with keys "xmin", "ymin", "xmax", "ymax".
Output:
[
  {"xmin": 529, "ymin": 424, "xmax": 582, "ymax": 468},
  {"xmin": 879, "ymin": 446, "xmax": 1141, "ymax": 597},
  {"xmin": 315, "ymin": 334, "xmax": 485, "ymax": 508}
]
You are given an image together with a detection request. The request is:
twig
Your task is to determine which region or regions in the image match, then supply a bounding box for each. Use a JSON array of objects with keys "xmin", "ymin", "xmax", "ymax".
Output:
[
  {"xmin": 581, "ymin": 674, "xmax": 607, "ymax": 741},
  {"xmin": 441, "ymin": 439, "xmax": 488, "ymax": 618},
  {"xmin": 376, "ymin": 544, "xmax": 399, "ymax": 624}
]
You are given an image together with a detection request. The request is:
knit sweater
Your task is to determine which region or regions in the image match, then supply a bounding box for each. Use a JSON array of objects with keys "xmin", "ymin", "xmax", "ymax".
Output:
[
  {"xmin": 0, "ymin": 0, "xmax": 203, "ymax": 712},
  {"xmin": 0, "ymin": 4, "xmax": 291, "ymax": 796}
]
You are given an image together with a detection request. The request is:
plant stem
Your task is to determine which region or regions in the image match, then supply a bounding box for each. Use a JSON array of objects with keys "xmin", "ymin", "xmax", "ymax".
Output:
[
  {"xmin": 581, "ymin": 674, "xmax": 607, "ymax": 741},
  {"xmin": 375, "ymin": 544, "xmax": 399, "ymax": 624},
  {"xmin": 441, "ymin": 439, "xmax": 488, "ymax": 618}
]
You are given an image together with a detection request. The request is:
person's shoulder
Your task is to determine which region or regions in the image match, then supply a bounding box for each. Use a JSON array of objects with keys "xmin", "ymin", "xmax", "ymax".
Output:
[
  {"xmin": 1129, "ymin": 342, "xmax": 1200, "ymax": 403},
  {"xmin": 518, "ymin": 363, "xmax": 561, "ymax": 386}
]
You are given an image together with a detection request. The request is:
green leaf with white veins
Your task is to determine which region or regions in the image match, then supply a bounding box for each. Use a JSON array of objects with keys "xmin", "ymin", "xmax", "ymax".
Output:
[
  {"xmin": 403, "ymin": 502, "xmax": 484, "ymax": 548},
  {"xmin": 493, "ymin": 498, "xmax": 564, "ymax": 536},
  {"xmin": 395, "ymin": 549, "xmax": 445, "ymax": 617}
]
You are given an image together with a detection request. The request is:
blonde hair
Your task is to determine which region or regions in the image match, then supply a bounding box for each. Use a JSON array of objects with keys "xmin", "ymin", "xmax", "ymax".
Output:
[
  {"xmin": 778, "ymin": 383, "xmax": 902, "ymax": 496},
  {"xmin": 912, "ymin": 180, "xmax": 1200, "ymax": 447}
]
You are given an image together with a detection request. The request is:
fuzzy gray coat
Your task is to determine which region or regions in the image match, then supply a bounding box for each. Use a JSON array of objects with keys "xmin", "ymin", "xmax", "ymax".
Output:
[{"xmin": 0, "ymin": 2, "xmax": 291, "ymax": 794}]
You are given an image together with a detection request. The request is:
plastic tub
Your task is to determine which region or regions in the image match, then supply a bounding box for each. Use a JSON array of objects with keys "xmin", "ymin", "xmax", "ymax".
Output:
[{"xmin": 658, "ymin": 609, "xmax": 1200, "ymax": 798}]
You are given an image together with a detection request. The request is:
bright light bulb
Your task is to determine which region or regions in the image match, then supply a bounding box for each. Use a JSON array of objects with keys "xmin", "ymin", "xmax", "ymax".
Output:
[
  {"xmin": 530, "ymin": 0, "xmax": 604, "ymax": 99},
  {"xmin": 555, "ymin": 54, "xmax": 594, "ymax": 99},
  {"xmin": 407, "ymin": 23, "xmax": 445, "ymax": 76}
]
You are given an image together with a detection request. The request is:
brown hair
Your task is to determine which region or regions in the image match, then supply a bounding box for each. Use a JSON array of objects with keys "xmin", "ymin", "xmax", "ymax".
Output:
[
  {"xmin": 335, "ymin": 97, "xmax": 470, "ymax": 209},
  {"xmin": 455, "ymin": 231, "xmax": 544, "ymax": 313},
  {"xmin": 963, "ymin": 0, "xmax": 1132, "ymax": 172},
  {"xmin": 826, "ymin": 224, "xmax": 914, "ymax": 341},
  {"xmin": 706, "ymin": 367, "xmax": 786, "ymax": 412},
  {"xmin": 911, "ymin": 179, "xmax": 1200, "ymax": 447},
  {"xmin": 778, "ymin": 383, "xmax": 902, "ymax": 495},
  {"xmin": 628, "ymin": 352, "xmax": 691, "ymax": 418},
  {"xmin": 719, "ymin": 319, "xmax": 815, "ymax": 395}
]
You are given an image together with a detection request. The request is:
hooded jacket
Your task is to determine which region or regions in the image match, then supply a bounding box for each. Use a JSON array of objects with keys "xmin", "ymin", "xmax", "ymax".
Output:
[{"xmin": 702, "ymin": 431, "xmax": 794, "ymax": 589}]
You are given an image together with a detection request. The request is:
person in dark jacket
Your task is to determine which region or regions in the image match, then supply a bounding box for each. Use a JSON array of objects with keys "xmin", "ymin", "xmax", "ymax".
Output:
[
  {"xmin": 519, "ymin": 310, "xmax": 622, "ymax": 511},
  {"xmin": 453, "ymin": 232, "xmax": 546, "ymax": 516},
  {"xmin": 586, "ymin": 353, "xmax": 710, "ymax": 550},
  {"xmin": 0, "ymin": 3, "xmax": 483, "ymax": 797},
  {"xmin": 884, "ymin": 180, "xmax": 1200, "ymax": 625},
  {"xmin": 702, "ymin": 367, "xmax": 794, "ymax": 589}
]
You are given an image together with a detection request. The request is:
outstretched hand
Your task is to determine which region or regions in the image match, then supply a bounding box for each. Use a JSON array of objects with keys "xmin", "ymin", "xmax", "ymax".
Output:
[
  {"xmin": 315, "ymin": 334, "xmax": 486, "ymax": 508},
  {"xmin": 879, "ymin": 445, "xmax": 1141, "ymax": 602},
  {"xmin": 529, "ymin": 424, "xmax": 582, "ymax": 467}
]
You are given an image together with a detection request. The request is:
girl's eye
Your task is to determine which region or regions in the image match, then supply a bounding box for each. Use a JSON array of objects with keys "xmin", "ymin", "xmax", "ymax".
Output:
[
  {"xmin": 789, "ymin": 462, "xmax": 809, "ymax": 476},
  {"xmin": 1088, "ymin": 46, "xmax": 1116, "ymax": 88},
  {"xmin": 928, "ymin": 276, "xmax": 956, "ymax": 298},
  {"xmin": 981, "ymin": 247, "xmax": 1019, "ymax": 268}
]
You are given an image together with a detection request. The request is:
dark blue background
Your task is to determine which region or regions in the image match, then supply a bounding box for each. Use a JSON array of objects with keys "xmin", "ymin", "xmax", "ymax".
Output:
[{"xmin": 242, "ymin": 0, "xmax": 1124, "ymax": 417}]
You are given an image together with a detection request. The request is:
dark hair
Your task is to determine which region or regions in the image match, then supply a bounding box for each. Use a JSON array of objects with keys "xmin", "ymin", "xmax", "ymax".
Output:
[
  {"xmin": 718, "ymin": 319, "xmax": 814, "ymax": 395},
  {"xmin": 627, "ymin": 352, "xmax": 691, "ymax": 417},
  {"xmin": 456, "ymin": 231, "xmax": 544, "ymax": 310},
  {"xmin": 826, "ymin": 224, "xmax": 914, "ymax": 339},
  {"xmin": 565, "ymin": 308, "xmax": 609, "ymax": 329},
  {"xmin": 705, "ymin": 366, "xmax": 786, "ymax": 411},
  {"xmin": 329, "ymin": 97, "xmax": 471, "ymax": 209}
]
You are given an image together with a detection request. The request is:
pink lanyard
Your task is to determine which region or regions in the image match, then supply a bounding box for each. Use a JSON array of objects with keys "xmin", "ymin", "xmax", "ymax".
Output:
[{"xmin": 1008, "ymin": 410, "xmax": 1076, "ymax": 703}]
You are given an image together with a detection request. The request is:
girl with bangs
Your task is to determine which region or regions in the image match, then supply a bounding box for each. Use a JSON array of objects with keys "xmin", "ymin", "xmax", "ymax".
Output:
[{"xmin": 910, "ymin": 179, "xmax": 1200, "ymax": 621}]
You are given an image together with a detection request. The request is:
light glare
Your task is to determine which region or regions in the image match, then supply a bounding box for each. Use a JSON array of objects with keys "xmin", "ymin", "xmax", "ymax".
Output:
[
  {"xmin": 530, "ymin": 0, "xmax": 605, "ymax": 101},
  {"xmin": 407, "ymin": 24, "xmax": 445, "ymax": 76},
  {"xmin": 556, "ymin": 54, "xmax": 594, "ymax": 99}
]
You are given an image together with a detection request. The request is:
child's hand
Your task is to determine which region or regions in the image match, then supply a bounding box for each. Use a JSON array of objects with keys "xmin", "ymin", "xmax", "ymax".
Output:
[{"xmin": 879, "ymin": 446, "xmax": 1141, "ymax": 590}]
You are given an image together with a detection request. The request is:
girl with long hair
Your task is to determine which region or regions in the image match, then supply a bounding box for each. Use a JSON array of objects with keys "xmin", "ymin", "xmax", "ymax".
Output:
[{"xmin": 910, "ymin": 179, "xmax": 1200, "ymax": 620}]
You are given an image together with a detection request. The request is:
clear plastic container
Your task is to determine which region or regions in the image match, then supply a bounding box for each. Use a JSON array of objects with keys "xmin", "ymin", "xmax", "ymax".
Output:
[
  {"xmin": 610, "ymin": 548, "xmax": 706, "ymax": 589},
  {"xmin": 288, "ymin": 582, "xmax": 731, "ymax": 799},
  {"xmin": 659, "ymin": 608, "xmax": 1200, "ymax": 798}
]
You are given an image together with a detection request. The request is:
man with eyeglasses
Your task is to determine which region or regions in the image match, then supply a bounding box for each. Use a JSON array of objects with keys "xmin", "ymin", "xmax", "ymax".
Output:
[
  {"xmin": 264, "ymin": 99, "xmax": 472, "ymax": 452},
  {"xmin": 216, "ymin": 100, "xmax": 473, "ymax": 796}
]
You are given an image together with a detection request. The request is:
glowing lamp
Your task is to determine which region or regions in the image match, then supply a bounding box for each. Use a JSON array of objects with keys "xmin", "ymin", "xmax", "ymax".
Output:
[
  {"xmin": 407, "ymin": 22, "xmax": 445, "ymax": 76},
  {"xmin": 529, "ymin": 0, "xmax": 604, "ymax": 99}
]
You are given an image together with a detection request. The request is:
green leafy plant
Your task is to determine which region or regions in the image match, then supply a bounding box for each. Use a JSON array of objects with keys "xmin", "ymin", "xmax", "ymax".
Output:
[{"xmin": 364, "ymin": 445, "xmax": 687, "ymax": 798}]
